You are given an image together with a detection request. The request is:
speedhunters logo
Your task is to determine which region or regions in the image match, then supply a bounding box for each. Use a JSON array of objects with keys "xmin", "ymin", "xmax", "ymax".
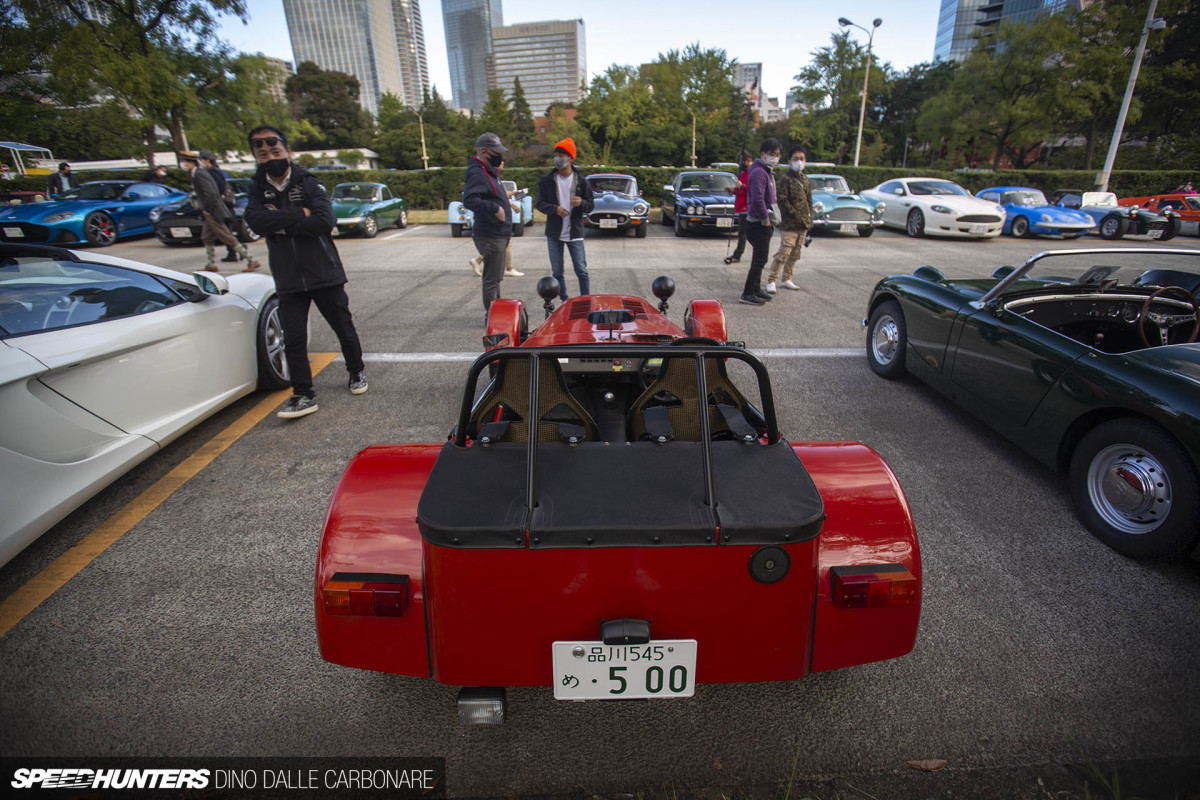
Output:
[
  {"xmin": 12, "ymin": 768, "xmax": 209, "ymax": 790},
  {"xmin": 2, "ymin": 759, "xmax": 445, "ymax": 798}
]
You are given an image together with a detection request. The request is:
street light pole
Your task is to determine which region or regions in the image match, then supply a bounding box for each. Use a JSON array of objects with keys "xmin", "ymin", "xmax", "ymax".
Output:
[
  {"xmin": 839, "ymin": 17, "xmax": 882, "ymax": 168},
  {"xmin": 691, "ymin": 110, "xmax": 697, "ymax": 168},
  {"xmin": 1096, "ymin": 0, "xmax": 1164, "ymax": 191},
  {"xmin": 417, "ymin": 112, "xmax": 429, "ymax": 170}
]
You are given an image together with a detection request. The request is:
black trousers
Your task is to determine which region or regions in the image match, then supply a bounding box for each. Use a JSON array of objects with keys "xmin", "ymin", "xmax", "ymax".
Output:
[
  {"xmin": 278, "ymin": 285, "xmax": 364, "ymax": 398},
  {"xmin": 743, "ymin": 221, "xmax": 774, "ymax": 295},
  {"xmin": 730, "ymin": 213, "xmax": 748, "ymax": 259}
]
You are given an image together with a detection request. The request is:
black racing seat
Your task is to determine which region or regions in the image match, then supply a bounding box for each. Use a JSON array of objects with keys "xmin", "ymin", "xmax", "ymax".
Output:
[
  {"xmin": 468, "ymin": 355, "xmax": 599, "ymax": 444},
  {"xmin": 627, "ymin": 353, "xmax": 759, "ymax": 442}
]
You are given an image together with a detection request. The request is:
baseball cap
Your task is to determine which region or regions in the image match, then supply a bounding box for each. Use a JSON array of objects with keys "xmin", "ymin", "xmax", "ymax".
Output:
[
  {"xmin": 475, "ymin": 132, "xmax": 507, "ymax": 153},
  {"xmin": 553, "ymin": 138, "xmax": 577, "ymax": 160}
]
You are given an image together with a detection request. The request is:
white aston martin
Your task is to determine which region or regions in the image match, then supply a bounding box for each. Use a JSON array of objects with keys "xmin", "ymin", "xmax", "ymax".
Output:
[
  {"xmin": 860, "ymin": 177, "xmax": 1006, "ymax": 238},
  {"xmin": 0, "ymin": 244, "xmax": 290, "ymax": 566}
]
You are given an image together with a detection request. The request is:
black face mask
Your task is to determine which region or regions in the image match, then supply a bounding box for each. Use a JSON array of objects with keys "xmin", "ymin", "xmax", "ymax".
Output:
[
  {"xmin": 486, "ymin": 152, "xmax": 503, "ymax": 168},
  {"xmin": 264, "ymin": 158, "xmax": 290, "ymax": 178}
]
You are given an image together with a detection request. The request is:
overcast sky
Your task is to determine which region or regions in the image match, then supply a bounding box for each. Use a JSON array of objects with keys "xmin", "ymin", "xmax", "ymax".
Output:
[{"xmin": 216, "ymin": 0, "xmax": 941, "ymax": 105}]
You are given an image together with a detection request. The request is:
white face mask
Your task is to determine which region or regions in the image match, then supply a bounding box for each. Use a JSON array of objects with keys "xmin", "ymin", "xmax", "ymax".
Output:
[
  {"xmin": 791, "ymin": 160, "xmax": 805, "ymax": 171},
  {"xmin": 764, "ymin": 155, "xmax": 780, "ymax": 167},
  {"xmin": 554, "ymin": 155, "xmax": 571, "ymax": 170}
]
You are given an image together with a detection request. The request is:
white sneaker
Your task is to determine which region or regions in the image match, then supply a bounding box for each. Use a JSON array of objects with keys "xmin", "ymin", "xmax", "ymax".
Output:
[
  {"xmin": 504, "ymin": 268, "xmax": 525, "ymax": 277},
  {"xmin": 469, "ymin": 257, "xmax": 483, "ymax": 276},
  {"xmin": 765, "ymin": 281, "xmax": 777, "ymax": 294},
  {"xmin": 780, "ymin": 280, "xmax": 801, "ymax": 290}
]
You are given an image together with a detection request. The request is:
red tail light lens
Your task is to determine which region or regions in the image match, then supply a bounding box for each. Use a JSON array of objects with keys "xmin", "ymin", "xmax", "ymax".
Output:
[
  {"xmin": 322, "ymin": 573, "xmax": 410, "ymax": 617},
  {"xmin": 831, "ymin": 564, "xmax": 917, "ymax": 608}
]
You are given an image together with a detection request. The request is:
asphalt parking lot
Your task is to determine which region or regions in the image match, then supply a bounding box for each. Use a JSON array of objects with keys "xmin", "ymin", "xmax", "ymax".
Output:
[{"xmin": 2, "ymin": 223, "xmax": 1199, "ymax": 798}]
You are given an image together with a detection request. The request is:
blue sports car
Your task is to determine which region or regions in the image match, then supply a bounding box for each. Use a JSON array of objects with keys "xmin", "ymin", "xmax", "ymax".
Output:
[
  {"xmin": 975, "ymin": 186, "xmax": 1094, "ymax": 238},
  {"xmin": 0, "ymin": 180, "xmax": 187, "ymax": 247}
]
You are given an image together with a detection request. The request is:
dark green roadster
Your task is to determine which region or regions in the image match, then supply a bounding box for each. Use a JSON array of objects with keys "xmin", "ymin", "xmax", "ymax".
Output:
[{"xmin": 864, "ymin": 248, "xmax": 1200, "ymax": 559}]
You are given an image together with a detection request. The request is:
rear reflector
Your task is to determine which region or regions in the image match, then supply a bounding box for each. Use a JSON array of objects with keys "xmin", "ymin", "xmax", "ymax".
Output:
[
  {"xmin": 831, "ymin": 564, "xmax": 917, "ymax": 608},
  {"xmin": 458, "ymin": 687, "xmax": 507, "ymax": 725},
  {"xmin": 322, "ymin": 573, "xmax": 410, "ymax": 617}
]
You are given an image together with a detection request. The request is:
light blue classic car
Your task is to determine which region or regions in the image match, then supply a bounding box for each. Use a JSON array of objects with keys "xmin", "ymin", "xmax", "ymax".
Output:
[
  {"xmin": 0, "ymin": 181, "xmax": 187, "ymax": 247},
  {"xmin": 449, "ymin": 179, "xmax": 533, "ymax": 238},
  {"xmin": 807, "ymin": 174, "xmax": 884, "ymax": 237},
  {"xmin": 975, "ymin": 186, "xmax": 1094, "ymax": 238}
]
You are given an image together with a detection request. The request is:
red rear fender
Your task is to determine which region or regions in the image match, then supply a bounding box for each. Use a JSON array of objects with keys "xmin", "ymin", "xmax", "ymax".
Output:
[
  {"xmin": 685, "ymin": 299, "xmax": 727, "ymax": 341},
  {"xmin": 794, "ymin": 443, "xmax": 922, "ymax": 672},
  {"xmin": 315, "ymin": 444, "xmax": 441, "ymax": 677}
]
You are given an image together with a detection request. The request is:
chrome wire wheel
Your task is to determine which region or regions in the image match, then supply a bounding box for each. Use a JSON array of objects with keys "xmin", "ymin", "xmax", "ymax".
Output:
[{"xmin": 1086, "ymin": 443, "xmax": 1171, "ymax": 535}]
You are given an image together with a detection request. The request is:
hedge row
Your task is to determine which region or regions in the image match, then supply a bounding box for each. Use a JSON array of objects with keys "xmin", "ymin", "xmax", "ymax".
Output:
[{"xmin": 5, "ymin": 166, "xmax": 1196, "ymax": 209}]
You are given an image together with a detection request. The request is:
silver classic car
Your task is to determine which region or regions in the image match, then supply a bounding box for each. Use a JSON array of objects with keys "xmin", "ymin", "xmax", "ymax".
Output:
[
  {"xmin": 583, "ymin": 173, "xmax": 650, "ymax": 238},
  {"xmin": 807, "ymin": 174, "xmax": 885, "ymax": 237}
]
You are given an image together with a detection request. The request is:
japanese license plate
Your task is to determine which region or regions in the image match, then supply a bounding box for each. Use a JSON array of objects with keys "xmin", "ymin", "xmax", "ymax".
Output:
[
  {"xmin": 969, "ymin": 224, "xmax": 987, "ymax": 235},
  {"xmin": 1148, "ymin": 228, "xmax": 1163, "ymax": 239},
  {"xmin": 170, "ymin": 227, "xmax": 192, "ymax": 238},
  {"xmin": 552, "ymin": 640, "xmax": 697, "ymax": 700},
  {"xmin": 716, "ymin": 217, "xmax": 732, "ymax": 228},
  {"xmin": 3, "ymin": 227, "xmax": 23, "ymax": 237},
  {"xmin": 839, "ymin": 223, "xmax": 857, "ymax": 233},
  {"xmin": 600, "ymin": 219, "xmax": 618, "ymax": 229}
]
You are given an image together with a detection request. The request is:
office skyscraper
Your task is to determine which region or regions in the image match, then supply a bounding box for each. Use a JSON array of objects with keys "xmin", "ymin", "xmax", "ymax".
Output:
[
  {"xmin": 491, "ymin": 20, "xmax": 585, "ymax": 115},
  {"xmin": 934, "ymin": 0, "xmax": 1084, "ymax": 62},
  {"xmin": 442, "ymin": 0, "xmax": 503, "ymax": 112},
  {"xmin": 283, "ymin": 0, "xmax": 429, "ymax": 116}
]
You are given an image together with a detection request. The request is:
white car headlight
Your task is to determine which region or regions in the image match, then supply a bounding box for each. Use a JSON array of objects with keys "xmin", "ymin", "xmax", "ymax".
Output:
[
  {"xmin": 44, "ymin": 211, "xmax": 75, "ymax": 222},
  {"xmin": 995, "ymin": 205, "xmax": 1006, "ymax": 215},
  {"xmin": 1040, "ymin": 213, "xmax": 1052, "ymax": 222},
  {"xmin": 149, "ymin": 208, "xmax": 162, "ymax": 222},
  {"xmin": 687, "ymin": 205, "xmax": 697, "ymax": 215},
  {"xmin": 633, "ymin": 203, "xmax": 648, "ymax": 215},
  {"xmin": 875, "ymin": 202, "xmax": 886, "ymax": 214},
  {"xmin": 812, "ymin": 201, "xmax": 825, "ymax": 214},
  {"xmin": 930, "ymin": 205, "xmax": 952, "ymax": 214}
]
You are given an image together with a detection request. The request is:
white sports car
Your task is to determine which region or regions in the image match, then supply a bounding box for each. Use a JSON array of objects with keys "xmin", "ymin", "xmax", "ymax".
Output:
[
  {"xmin": 0, "ymin": 244, "xmax": 290, "ymax": 566},
  {"xmin": 860, "ymin": 177, "xmax": 1006, "ymax": 238}
]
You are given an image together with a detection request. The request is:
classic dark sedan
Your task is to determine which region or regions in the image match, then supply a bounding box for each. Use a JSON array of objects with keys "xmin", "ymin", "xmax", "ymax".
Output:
[
  {"xmin": 1051, "ymin": 189, "xmax": 1180, "ymax": 241},
  {"xmin": 660, "ymin": 171, "xmax": 738, "ymax": 237},
  {"xmin": 864, "ymin": 248, "xmax": 1200, "ymax": 560},
  {"xmin": 151, "ymin": 178, "xmax": 260, "ymax": 246},
  {"xmin": 583, "ymin": 173, "xmax": 649, "ymax": 237},
  {"xmin": 0, "ymin": 181, "xmax": 187, "ymax": 246}
]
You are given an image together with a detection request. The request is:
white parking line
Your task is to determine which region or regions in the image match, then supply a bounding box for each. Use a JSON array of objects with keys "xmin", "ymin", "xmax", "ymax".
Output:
[
  {"xmin": 382, "ymin": 225, "xmax": 426, "ymax": 239},
  {"xmin": 353, "ymin": 348, "xmax": 862, "ymax": 363}
]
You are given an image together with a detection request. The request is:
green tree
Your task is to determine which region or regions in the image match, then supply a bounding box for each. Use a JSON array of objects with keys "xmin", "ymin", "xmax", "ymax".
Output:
[
  {"xmin": 10, "ymin": 0, "xmax": 250, "ymax": 164},
  {"xmin": 477, "ymin": 86, "xmax": 512, "ymax": 139},
  {"xmin": 876, "ymin": 60, "xmax": 957, "ymax": 167},
  {"xmin": 510, "ymin": 78, "xmax": 534, "ymax": 145},
  {"xmin": 789, "ymin": 31, "xmax": 885, "ymax": 163},
  {"xmin": 576, "ymin": 65, "xmax": 652, "ymax": 164},
  {"xmin": 286, "ymin": 61, "xmax": 374, "ymax": 149},
  {"xmin": 918, "ymin": 17, "xmax": 1083, "ymax": 169}
]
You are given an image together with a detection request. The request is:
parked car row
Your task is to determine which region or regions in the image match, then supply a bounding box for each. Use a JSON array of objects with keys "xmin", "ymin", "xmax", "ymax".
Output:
[{"xmin": 0, "ymin": 175, "xmax": 1192, "ymax": 250}]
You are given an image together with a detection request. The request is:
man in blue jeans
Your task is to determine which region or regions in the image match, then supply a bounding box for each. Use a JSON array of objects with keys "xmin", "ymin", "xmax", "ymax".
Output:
[{"xmin": 536, "ymin": 138, "xmax": 594, "ymax": 302}]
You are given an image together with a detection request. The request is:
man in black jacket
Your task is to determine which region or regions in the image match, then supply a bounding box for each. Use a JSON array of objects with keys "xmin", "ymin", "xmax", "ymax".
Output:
[
  {"xmin": 462, "ymin": 132, "xmax": 511, "ymax": 315},
  {"xmin": 242, "ymin": 125, "xmax": 367, "ymax": 420},
  {"xmin": 536, "ymin": 138, "xmax": 593, "ymax": 302},
  {"xmin": 46, "ymin": 163, "xmax": 79, "ymax": 198}
]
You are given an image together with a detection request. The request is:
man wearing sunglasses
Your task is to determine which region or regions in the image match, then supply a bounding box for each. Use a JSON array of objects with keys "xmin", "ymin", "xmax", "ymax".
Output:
[{"xmin": 243, "ymin": 125, "xmax": 368, "ymax": 420}]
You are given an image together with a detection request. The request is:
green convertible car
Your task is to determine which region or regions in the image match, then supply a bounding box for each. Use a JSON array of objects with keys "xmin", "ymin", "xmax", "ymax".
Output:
[
  {"xmin": 331, "ymin": 182, "xmax": 408, "ymax": 238},
  {"xmin": 864, "ymin": 247, "xmax": 1200, "ymax": 560}
]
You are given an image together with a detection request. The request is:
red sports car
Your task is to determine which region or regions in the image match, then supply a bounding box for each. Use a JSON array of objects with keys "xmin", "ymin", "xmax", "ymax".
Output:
[{"xmin": 315, "ymin": 279, "xmax": 922, "ymax": 723}]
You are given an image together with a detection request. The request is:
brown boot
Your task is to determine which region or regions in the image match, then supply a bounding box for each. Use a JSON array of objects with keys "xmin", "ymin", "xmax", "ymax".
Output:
[
  {"xmin": 203, "ymin": 265, "xmax": 220, "ymax": 272},
  {"xmin": 242, "ymin": 259, "xmax": 262, "ymax": 272}
]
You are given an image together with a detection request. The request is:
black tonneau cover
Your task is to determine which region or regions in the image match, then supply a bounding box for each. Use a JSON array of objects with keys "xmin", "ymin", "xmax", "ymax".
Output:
[{"xmin": 416, "ymin": 440, "xmax": 825, "ymax": 549}]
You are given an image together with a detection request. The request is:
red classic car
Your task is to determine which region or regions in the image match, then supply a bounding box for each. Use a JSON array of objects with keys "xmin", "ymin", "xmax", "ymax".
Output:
[
  {"xmin": 315, "ymin": 279, "xmax": 922, "ymax": 723},
  {"xmin": 1119, "ymin": 193, "xmax": 1200, "ymax": 238}
]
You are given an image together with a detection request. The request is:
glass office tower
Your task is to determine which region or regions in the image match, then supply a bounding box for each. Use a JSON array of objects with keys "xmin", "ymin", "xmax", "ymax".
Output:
[{"xmin": 442, "ymin": 0, "xmax": 503, "ymax": 112}]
